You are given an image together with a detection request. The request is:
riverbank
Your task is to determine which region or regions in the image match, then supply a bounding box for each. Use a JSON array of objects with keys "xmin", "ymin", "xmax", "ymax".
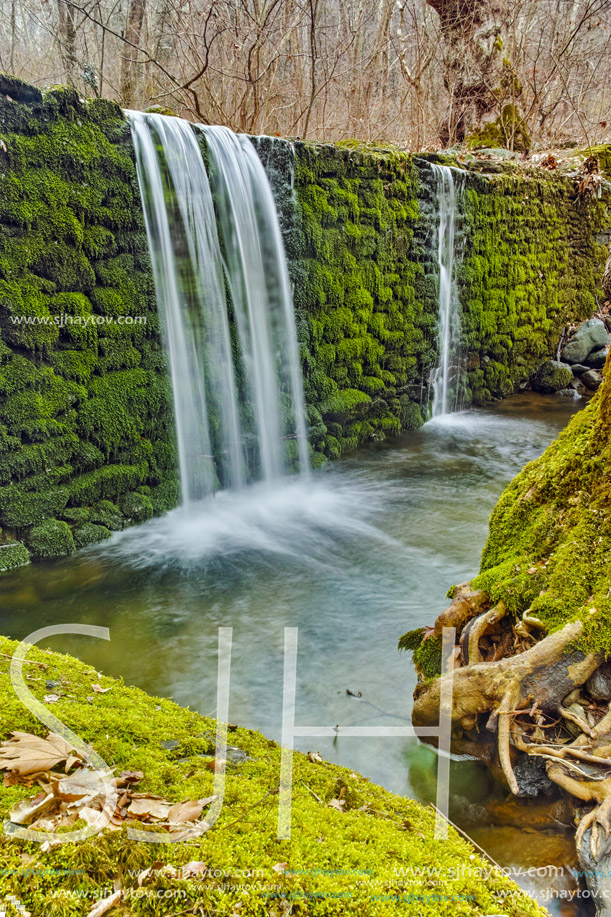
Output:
[{"xmin": 0, "ymin": 635, "xmax": 546, "ymax": 917}]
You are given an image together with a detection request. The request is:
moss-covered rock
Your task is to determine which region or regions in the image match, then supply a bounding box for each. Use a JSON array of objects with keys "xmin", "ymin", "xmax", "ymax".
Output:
[
  {"xmin": 72, "ymin": 521, "xmax": 112, "ymax": 549},
  {"xmin": 0, "ymin": 76, "xmax": 178, "ymax": 551},
  {"xmin": 0, "ymin": 635, "xmax": 545, "ymax": 916},
  {"xmin": 531, "ymin": 359, "xmax": 573, "ymax": 393},
  {"xmin": 120, "ymin": 490, "xmax": 153, "ymax": 523},
  {"xmin": 0, "ymin": 539, "xmax": 30, "ymax": 572},
  {"xmin": 26, "ymin": 518, "xmax": 75, "ymax": 557}
]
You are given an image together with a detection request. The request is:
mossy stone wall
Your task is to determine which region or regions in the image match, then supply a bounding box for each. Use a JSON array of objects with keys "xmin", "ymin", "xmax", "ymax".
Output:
[
  {"xmin": 0, "ymin": 76, "xmax": 179, "ymax": 561},
  {"xmin": 458, "ymin": 166, "xmax": 610, "ymax": 403},
  {"xmin": 290, "ymin": 142, "xmax": 437, "ymax": 461}
]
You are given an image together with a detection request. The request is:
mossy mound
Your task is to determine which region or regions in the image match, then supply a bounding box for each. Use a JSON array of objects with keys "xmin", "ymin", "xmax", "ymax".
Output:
[
  {"xmin": 472, "ymin": 357, "xmax": 611, "ymax": 654},
  {"xmin": 26, "ymin": 518, "xmax": 75, "ymax": 557},
  {"xmin": 0, "ymin": 636, "xmax": 544, "ymax": 916},
  {"xmin": 0, "ymin": 540, "xmax": 29, "ymax": 572}
]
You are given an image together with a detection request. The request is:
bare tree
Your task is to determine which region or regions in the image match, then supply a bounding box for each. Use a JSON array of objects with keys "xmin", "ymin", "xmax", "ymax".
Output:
[{"xmin": 1, "ymin": 0, "xmax": 610, "ymax": 150}]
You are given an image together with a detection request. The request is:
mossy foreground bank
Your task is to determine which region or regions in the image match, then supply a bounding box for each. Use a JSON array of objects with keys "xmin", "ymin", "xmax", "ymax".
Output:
[
  {"xmin": 0, "ymin": 72, "xmax": 609, "ymax": 563},
  {"xmin": 0, "ymin": 637, "xmax": 544, "ymax": 917}
]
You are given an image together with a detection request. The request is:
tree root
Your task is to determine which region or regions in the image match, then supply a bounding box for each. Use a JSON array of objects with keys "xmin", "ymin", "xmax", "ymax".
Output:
[{"xmin": 411, "ymin": 589, "xmax": 611, "ymax": 874}]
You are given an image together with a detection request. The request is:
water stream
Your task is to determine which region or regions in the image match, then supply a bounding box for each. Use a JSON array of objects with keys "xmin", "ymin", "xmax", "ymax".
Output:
[{"xmin": 430, "ymin": 163, "xmax": 463, "ymax": 417}]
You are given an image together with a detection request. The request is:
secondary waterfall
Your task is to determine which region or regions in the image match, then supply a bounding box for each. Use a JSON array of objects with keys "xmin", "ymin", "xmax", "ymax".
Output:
[
  {"xmin": 128, "ymin": 112, "xmax": 309, "ymax": 506},
  {"xmin": 430, "ymin": 164, "xmax": 462, "ymax": 417}
]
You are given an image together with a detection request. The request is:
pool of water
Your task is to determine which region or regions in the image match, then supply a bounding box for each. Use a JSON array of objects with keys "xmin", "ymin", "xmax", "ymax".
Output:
[{"xmin": 0, "ymin": 392, "xmax": 587, "ymax": 912}]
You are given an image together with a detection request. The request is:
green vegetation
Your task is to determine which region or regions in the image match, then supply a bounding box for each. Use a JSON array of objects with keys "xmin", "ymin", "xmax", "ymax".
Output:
[
  {"xmin": 292, "ymin": 141, "xmax": 435, "ymax": 459},
  {"xmin": 470, "ymin": 355, "xmax": 611, "ymax": 653},
  {"xmin": 458, "ymin": 167, "xmax": 609, "ymax": 403},
  {"xmin": 0, "ymin": 74, "xmax": 179, "ymax": 560},
  {"xmin": 0, "ymin": 636, "xmax": 545, "ymax": 916}
]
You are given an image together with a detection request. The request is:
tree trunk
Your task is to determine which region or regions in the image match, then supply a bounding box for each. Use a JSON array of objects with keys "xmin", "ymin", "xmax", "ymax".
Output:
[
  {"xmin": 56, "ymin": 0, "xmax": 77, "ymax": 86},
  {"xmin": 121, "ymin": 0, "xmax": 147, "ymax": 107},
  {"xmin": 426, "ymin": 0, "xmax": 509, "ymax": 144}
]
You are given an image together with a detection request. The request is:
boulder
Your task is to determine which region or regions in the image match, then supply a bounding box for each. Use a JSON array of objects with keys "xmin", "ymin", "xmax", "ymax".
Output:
[
  {"xmin": 73, "ymin": 523, "xmax": 112, "ymax": 550},
  {"xmin": 585, "ymin": 345, "xmax": 610, "ymax": 369},
  {"xmin": 531, "ymin": 360, "xmax": 573, "ymax": 394},
  {"xmin": 570, "ymin": 364, "xmax": 590, "ymax": 375},
  {"xmin": 26, "ymin": 519, "xmax": 75, "ymax": 558},
  {"xmin": 581, "ymin": 369, "xmax": 603, "ymax": 391},
  {"xmin": 562, "ymin": 318, "xmax": 610, "ymax": 364}
]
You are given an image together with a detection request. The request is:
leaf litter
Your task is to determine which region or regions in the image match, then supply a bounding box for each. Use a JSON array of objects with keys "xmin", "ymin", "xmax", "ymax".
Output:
[{"xmin": 0, "ymin": 730, "xmax": 216, "ymax": 838}]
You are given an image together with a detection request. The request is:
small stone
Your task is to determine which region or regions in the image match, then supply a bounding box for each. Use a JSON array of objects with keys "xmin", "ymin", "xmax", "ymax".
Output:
[
  {"xmin": 531, "ymin": 360, "xmax": 573, "ymax": 394},
  {"xmin": 514, "ymin": 753, "xmax": 555, "ymax": 797},
  {"xmin": 585, "ymin": 345, "xmax": 609, "ymax": 369},
  {"xmin": 570, "ymin": 364, "xmax": 590, "ymax": 375},
  {"xmin": 562, "ymin": 318, "xmax": 610, "ymax": 364},
  {"xmin": 581, "ymin": 369, "xmax": 603, "ymax": 391},
  {"xmin": 587, "ymin": 662, "xmax": 611, "ymax": 702}
]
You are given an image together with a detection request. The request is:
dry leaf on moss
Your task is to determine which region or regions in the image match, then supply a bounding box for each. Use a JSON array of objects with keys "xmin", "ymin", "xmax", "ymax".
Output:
[
  {"xmin": 0, "ymin": 732, "xmax": 78, "ymax": 776},
  {"xmin": 327, "ymin": 798, "xmax": 346, "ymax": 812},
  {"xmin": 167, "ymin": 796, "xmax": 214, "ymax": 824},
  {"xmin": 9, "ymin": 792, "xmax": 57, "ymax": 826},
  {"xmin": 86, "ymin": 889, "xmax": 122, "ymax": 916},
  {"xmin": 127, "ymin": 794, "xmax": 172, "ymax": 821}
]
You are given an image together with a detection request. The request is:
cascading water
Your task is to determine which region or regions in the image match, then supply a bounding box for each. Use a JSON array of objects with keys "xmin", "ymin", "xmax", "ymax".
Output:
[
  {"xmin": 127, "ymin": 113, "xmax": 309, "ymax": 507},
  {"xmin": 430, "ymin": 163, "xmax": 463, "ymax": 418},
  {"xmin": 202, "ymin": 126, "xmax": 310, "ymax": 481}
]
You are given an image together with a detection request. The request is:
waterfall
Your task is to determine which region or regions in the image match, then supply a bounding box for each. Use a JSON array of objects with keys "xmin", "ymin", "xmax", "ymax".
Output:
[
  {"xmin": 128, "ymin": 112, "xmax": 309, "ymax": 507},
  {"xmin": 430, "ymin": 163, "xmax": 463, "ymax": 418}
]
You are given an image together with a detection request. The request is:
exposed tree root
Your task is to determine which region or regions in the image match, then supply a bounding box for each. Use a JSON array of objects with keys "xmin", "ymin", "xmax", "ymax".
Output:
[{"xmin": 411, "ymin": 587, "xmax": 611, "ymax": 893}]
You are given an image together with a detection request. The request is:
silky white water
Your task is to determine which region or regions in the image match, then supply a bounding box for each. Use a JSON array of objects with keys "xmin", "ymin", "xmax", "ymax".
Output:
[
  {"xmin": 430, "ymin": 163, "xmax": 463, "ymax": 417},
  {"xmin": 127, "ymin": 113, "xmax": 309, "ymax": 506}
]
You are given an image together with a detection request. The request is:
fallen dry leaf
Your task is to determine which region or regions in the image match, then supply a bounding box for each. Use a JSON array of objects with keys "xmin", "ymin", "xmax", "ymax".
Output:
[
  {"xmin": 272, "ymin": 862, "xmax": 288, "ymax": 873},
  {"xmin": 91, "ymin": 684, "xmax": 112, "ymax": 694},
  {"xmin": 87, "ymin": 889, "xmax": 122, "ymax": 916},
  {"xmin": 119, "ymin": 770, "xmax": 143, "ymax": 785},
  {"xmin": 0, "ymin": 732, "xmax": 78, "ymax": 776},
  {"xmin": 327, "ymin": 798, "xmax": 346, "ymax": 812},
  {"xmin": 10, "ymin": 792, "xmax": 57, "ymax": 826},
  {"xmin": 206, "ymin": 758, "xmax": 226, "ymax": 772},
  {"xmin": 53, "ymin": 769, "xmax": 110, "ymax": 803},
  {"xmin": 127, "ymin": 794, "xmax": 172, "ymax": 821},
  {"xmin": 167, "ymin": 796, "xmax": 214, "ymax": 824},
  {"xmin": 307, "ymin": 751, "xmax": 323, "ymax": 764}
]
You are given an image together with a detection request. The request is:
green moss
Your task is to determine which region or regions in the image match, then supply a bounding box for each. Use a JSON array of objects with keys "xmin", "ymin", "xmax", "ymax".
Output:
[
  {"xmin": 0, "ymin": 636, "xmax": 544, "ymax": 917},
  {"xmin": 26, "ymin": 518, "xmax": 75, "ymax": 557},
  {"xmin": 0, "ymin": 540, "xmax": 30, "ymax": 573},
  {"xmin": 0, "ymin": 78, "xmax": 177, "ymax": 548},
  {"xmin": 293, "ymin": 142, "xmax": 435, "ymax": 458},
  {"xmin": 459, "ymin": 166, "xmax": 609, "ymax": 402},
  {"xmin": 72, "ymin": 522, "xmax": 112, "ymax": 549},
  {"xmin": 120, "ymin": 491, "xmax": 153, "ymax": 523},
  {"xmin": 470, "ymin": 363, "xmax": 611, "ymax": 653}
]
